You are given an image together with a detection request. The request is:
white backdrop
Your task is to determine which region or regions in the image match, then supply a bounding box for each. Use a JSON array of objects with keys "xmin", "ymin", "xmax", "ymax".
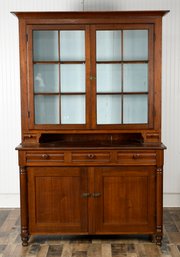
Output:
[{"xmin": 0, "ymin": 0, "xmax": 179, "ymax": 207}]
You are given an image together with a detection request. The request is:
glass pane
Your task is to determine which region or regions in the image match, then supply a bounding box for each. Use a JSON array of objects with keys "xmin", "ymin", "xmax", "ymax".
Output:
[
  {"xmin": 61, "ymin": 95, "xmax": 85, "ymax": 124},
  {"xmin": 34, "ymin": 64, "xmax": 59, "ymax": 93},
  {"xmin": 33, "ymin": 31, "xmax": 58, "ymax": 61},
  {"xmin": 97, "ymin": 64, "xmax": 122, "ymax": 92},
  {"xmin": 60, "ymin": 31, "xmax": 85, "ymax": 61},
  {"xmin": 124, "ymin": 64, "xmax": 148, "ymax": 92},
  {"xmin": 96, "ymin": 31, "xmax": 121, "ymax": 61},
  {"xmin": 97, "ymin": 95, "xmax": 122, "ymax": 124},
  {"xmin": 123, "ymin": 95, "xmax": 148, "ymax": 124},
  {"xmin": 61, "ymin": 64, "xmax": 85, "ymax": 92},
  {"xmin": 123, "ymin": 30, "xmax": 148, "ymax": 60},
  {"xmin": 35, "ymin": 95, "xmax": 59, "ymax": 124}
]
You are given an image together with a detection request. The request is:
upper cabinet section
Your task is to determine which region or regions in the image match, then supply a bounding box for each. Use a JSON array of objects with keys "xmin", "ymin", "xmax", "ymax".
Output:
[
  {"xmin": 30, "ymin": 25, "xmax": 151, "ymax": 128},
  {"xmin": 13, "ymin": 11, "xmax": 169, "ymax": 141}
]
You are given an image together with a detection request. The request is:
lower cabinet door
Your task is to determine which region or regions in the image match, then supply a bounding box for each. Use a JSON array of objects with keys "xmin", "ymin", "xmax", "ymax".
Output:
[
  {"xmin": 28, "ymin": 167, "xmax": 88, "ymax": 234},
  {"xmin": 94, "ymin": 166, "xmax": 156, "ymax": 234}
]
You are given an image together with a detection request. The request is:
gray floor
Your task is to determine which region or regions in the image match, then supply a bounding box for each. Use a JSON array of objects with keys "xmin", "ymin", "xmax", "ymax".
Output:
[{"xmin": 0, "ymin": 208, "xmax": 180, "ymax": 257}]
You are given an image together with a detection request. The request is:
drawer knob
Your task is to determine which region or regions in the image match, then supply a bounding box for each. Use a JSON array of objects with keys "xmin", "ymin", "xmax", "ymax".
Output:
[
  {"xmin": 133, "ymin": 154, "xmax": 140, "ymax": 159},
  {"xmin": 41, "ymin": 154, "xmax": 49, "ymax": 159},
  {"xmin": 87, "ymin": 154, "xmax": 95, "ymax": 159}
]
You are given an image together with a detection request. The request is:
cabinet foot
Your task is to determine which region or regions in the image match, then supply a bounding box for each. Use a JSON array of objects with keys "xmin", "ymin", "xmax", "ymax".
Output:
[
  {"xmin": 155, "ymin": 235, "xmax": 162, "ymax": 246},
  {"xmin": 22, "ymin": 238, "xmax": 29, "ymax": 247},
  {"xmin": 21, "ymin": 227, "xmax": 29, "ymax": 246},
  {"xmin": 149, "ymin": 234, "xmax": 162, "ymax": 246}
]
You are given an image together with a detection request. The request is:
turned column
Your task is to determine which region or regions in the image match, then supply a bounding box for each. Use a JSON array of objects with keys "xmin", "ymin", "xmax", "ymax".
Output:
[
  {"xmin": 155, "ymin": 166, "xmax": 163, "ymax": 246},
  {"xmin": 20, "ymin": 166, "xmax": 29, "ymax": 246}
]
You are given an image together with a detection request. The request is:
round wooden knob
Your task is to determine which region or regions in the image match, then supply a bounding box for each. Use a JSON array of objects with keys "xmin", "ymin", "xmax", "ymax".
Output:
[
  {"xmin": 41, "ymin": 154, "xmax": 49, "ymax": 159},
  {"xmin": 133, "ymin": 154, "xmax": 140, "ymax": 159},
  {"xmin": 87, "ymin": 154, "xmax": 95, "ymax": 159}
]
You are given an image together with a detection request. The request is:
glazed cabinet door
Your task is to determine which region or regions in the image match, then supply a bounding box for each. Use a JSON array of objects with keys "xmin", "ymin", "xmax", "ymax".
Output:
[
  {"xmin": 28, "ymin": 167, "xmax": 88, "ymax": 234},
  {"xmin": 94, "ymin": 166, "xmax": 156, "ymax": 233},
  {"xmin": 26, "ymin": 23, "xmax": 155, "ymax": 132},
  {"xmin": 91, "ymin": 24, "xmax": 154, "ymax": 129},
  {"xmin": 28, "ymin": 25, "xmax": 91, "ymax": 130}
]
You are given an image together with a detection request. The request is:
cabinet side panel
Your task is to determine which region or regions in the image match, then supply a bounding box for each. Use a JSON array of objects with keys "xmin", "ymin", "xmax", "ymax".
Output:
[{"xmin": 19, "ymin": 19, "xmax": 28, "ymax": 136}]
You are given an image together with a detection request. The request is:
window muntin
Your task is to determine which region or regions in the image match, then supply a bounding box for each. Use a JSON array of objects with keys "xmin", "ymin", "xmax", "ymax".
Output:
[
  {"xmin": 96, "ymin": 29, "xmax": 149, "ymax": 125},
  {"xmin": 33, "ymin": 30, "xmax": 86, "ymax": 125}
]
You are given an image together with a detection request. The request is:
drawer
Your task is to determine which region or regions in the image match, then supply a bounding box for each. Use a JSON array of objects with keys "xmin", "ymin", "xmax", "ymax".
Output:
[
  {"xmin": 26, "ymin": 152, "xmax": 64, "ymax": 163},
  {"xmin": 117, "ymin": 152, "xmax": 156, "ymax": 165},
  {"xmin": 71, "ymin": 152, "xmax": 110, "ymax": 162}
]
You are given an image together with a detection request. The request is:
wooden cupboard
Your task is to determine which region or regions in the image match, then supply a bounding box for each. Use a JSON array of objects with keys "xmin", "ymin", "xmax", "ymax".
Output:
[{"xmin": 13, "ymin": 11, "xmax": 168, "ymax": 246}]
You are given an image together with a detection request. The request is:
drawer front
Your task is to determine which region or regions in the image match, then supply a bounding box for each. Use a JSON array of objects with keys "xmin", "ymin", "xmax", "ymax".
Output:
[
  {"xmin": 117, "ymin": 151, "xmax": 156, "ymax": 165},
  {"xmin": 26, "ymin": 152, "xmax": 64, "ymax": 163},
  {"xmin": 71, "ymin": 152, "xmax": 110, "ymax": 162},
  {"xmin": 25, "ymin": 150, "xmax": 156, "ymax": 165}
]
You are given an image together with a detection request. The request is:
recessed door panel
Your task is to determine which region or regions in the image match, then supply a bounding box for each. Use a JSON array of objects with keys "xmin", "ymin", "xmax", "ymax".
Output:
[
  {"xmin": 94, "ymin": 167, "xmax": 156, "ymax": 233},
  {"xmin": 28, "ymin": 167, "xmax": 88, "ymax": 233}
]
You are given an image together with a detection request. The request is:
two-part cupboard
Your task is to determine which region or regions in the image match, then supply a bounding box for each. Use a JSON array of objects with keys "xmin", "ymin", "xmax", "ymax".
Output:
[{"xmin": 13, "ymin": 11, "xmax": 168, "ymax": 246}]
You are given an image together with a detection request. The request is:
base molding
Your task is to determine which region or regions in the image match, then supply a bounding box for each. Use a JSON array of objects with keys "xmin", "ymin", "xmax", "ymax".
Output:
[
  {"xmin": 0, "ymin": 193, "xmax": 179, "ymax": 208},
  {"xmin": 0, "ymin": 194, "xmax": 20, "ymax": 208}
]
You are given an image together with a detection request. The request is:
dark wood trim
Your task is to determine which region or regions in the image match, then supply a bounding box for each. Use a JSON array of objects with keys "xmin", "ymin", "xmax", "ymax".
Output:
[
  {"xmin": 156, "ymin": 166, "xmax": 163, "ymax": 246},
  {"xmin": 94, "ymin": 124, "xmax": 149, "ymax": 130},
  {"xmin": 91, "ymin": 23, "xmax": 159, "ymax": 30},
  {"xmin": 19, "ymin": 19, "xmax": 28, "ymax": 138},
  {"xmin": 12, "ymin": 11, "xmax": 170, "ymax": 20},
  {"xmin": 25, "ymin": 24, "xmax": 87, "ymax": 30},
  {"xmin": 147, "ymin": 25, "xmax": 154, "ymax": 129},
  {"xmin": 27, "ymin": 25, "xmax": 35, "ymax": 129},
  {"xmin": 85, "ymin": 25, "xmax": 91, "ymax": 129},
  {"xmin": 153, "ymin": 18, "xmax": 162, "ymax": 138},
  {"xmin": 24, "ymin": 18, "xmax": 161, "ymax": 26},
  {"xmin": 90, "ymin": 25, "xmax": 97, "ymax": 129},
  {"xmin": 96, "ymin": 60, "xmax": 149, "ymax": 64},
  {"xmin": 121, "ymin": 30, "xmax": 124, "ymax": 124},
  {"xmin": 58, "ymin": 30, "xmax": 61, "ymax": 124},
  {"xmin": 33, "ymin": 61, "xmax": 86, "ymax": 64},
  {"xmin": 96, "ymin": 92, "xmax": 148, "ymax": 95},
  {"xmin": 88, "ymin": 168, "xmax": 95, "ymax": 234},
  {"xmin": 20, "ymin": 166, "xmax": 29, "ymax": 246},
  {"xmin": 34, "ymin": 92, "xmax": 86, "ymax": 95}
]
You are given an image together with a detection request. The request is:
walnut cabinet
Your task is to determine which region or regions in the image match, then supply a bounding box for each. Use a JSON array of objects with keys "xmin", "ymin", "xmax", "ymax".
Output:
[{"xmin": 13, "ymin": 11, "xmax": 168, "ymax": 246}]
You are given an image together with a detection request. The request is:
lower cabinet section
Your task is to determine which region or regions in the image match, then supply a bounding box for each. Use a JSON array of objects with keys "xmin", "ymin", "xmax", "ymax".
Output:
[
  {"xmin": 18, "ymin": 148, "xmax": 164, "ymax": 246},
  {"xmin": 28, "ymin": 167, "xmax": 88, "ymax": 234},
  {"xmin": 27, "ymin": 166, "xmax": 156, "ymax": 236}
]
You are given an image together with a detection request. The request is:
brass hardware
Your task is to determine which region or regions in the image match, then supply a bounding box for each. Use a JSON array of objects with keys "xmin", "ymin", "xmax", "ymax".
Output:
[
  {"xmin": 82, "ymin": 192, "xmax": 101, "ymax": 198},
  {"xmin": 92, "ymin": 192, "xmax": 101, "ymax": 198},
  {"xmin": 87, "ymin": 154, "xmax": 95, "ymax": 159},
  {"xmin": 41, "ymin": 154, "xmax": 49, "ymax": 159},
  {"xmin": 82, "ymin": 193, "xmax": 91, "ymax": 198},
  {"xmin": 133, "ymin": 154, "xmax": 140, "ymax": 159},
  {"xmin": 90, "ymin": 76, "xmax": 96, "ymax": 80}
]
